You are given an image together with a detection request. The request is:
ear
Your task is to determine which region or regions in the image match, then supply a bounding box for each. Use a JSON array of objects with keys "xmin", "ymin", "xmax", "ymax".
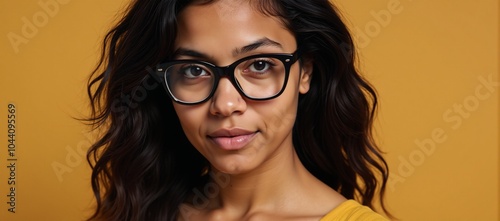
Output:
[{"xmin": 299, "ymin": 58, "xmax": 313, "ymax": 94}]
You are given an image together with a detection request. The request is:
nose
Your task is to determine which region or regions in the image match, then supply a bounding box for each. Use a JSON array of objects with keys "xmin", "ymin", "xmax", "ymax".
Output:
[{"xmin": 209, "ymin": 78, "xmax": 247, "ymax": 117}]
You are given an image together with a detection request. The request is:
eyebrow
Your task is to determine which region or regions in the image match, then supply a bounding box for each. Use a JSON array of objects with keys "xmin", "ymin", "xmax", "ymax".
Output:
[
  {"xmin": 233, "ymin": 38, "xmax": 283, "ymax": 56},
  {"xmin": 173, "ymin": 37, "xmax": 283, "ymax": 59}
]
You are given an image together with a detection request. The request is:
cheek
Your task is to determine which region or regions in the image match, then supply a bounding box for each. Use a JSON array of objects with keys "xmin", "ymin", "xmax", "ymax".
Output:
[
  {"xmin": 255, "ymin": 88, "xmax": 299, "ymax": 138},
  {"xmin": 265, "ymin": 70, "xmax": 301, "ymax": 132},
  {"xmin": 173, "ymin": 103, "xmax": 207, "ymax": 143},
  {"xmin": 261, "ymin": 104, "xmax": 297, "ymax": 135}
]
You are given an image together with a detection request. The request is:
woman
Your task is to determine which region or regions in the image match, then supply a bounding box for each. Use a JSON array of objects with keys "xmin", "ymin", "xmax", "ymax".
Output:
[{"xmin": 85, "ymin": 0, "xmax": 392, "ymax": 220}]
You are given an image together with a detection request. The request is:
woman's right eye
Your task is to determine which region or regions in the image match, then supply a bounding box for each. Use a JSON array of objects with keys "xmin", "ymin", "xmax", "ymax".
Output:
[{"xmin": 181, "ymin": 65, "xmax": 210, "ymax": 78}]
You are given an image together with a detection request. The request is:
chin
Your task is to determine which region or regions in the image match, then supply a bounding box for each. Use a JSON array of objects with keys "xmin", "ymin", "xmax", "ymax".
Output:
[
  {"xmin": 206, "ymin": 145, "xmax": 265, "ymax": 175},
  {"xmin": 211, "ymin": 158, "xmax": 256, "ymax": 175}
]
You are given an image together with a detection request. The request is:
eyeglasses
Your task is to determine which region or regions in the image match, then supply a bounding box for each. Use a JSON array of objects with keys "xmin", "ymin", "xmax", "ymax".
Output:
[{"xmin": 154, "ymin": 50, "xmax": 300, "ymax": 105}]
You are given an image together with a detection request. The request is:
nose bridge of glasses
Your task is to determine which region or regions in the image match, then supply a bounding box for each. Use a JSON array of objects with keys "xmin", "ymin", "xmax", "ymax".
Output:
[
  {"xmin": 212, "ymin": 63, "xmax": 240, "ymax": 92},
  {"xmin": 213, "ymin": 63, "xmax": 237, "ymax": 79}
]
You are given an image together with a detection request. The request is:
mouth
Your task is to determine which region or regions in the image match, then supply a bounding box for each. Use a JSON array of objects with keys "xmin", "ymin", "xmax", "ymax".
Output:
[{"xmin": 208, "ymin": 128, "xmax": 258, "ymax": 151}]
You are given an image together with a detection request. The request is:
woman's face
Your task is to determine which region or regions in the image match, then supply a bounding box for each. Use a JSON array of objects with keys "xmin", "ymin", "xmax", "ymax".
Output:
[{"xmin": 173, "ymin": 0, "xmax": 312, "ymax": 175}]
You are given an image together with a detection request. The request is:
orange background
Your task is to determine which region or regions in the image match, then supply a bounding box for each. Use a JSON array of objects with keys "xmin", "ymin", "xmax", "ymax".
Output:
[{"xmin": 0, "ymin": 0, "xmax": 498, "ymax": 220}]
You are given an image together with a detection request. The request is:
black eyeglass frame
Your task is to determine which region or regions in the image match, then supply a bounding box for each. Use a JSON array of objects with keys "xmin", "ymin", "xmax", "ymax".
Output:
[{"xmin": 152, "ymin": 50, "xmax": 301, "ymax": 105}]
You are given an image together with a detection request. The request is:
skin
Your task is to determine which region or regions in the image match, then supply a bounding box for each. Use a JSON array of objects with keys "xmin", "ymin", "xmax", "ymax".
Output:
[{"xmin": 173, "ymin": 0, "xmax": 346, "ymax": 220}]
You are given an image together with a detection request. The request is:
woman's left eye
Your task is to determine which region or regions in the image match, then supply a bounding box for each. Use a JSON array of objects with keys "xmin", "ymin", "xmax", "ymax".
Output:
[{"xmin": 249, "ymin": 60, "xmax": 271, "ymax": 72}]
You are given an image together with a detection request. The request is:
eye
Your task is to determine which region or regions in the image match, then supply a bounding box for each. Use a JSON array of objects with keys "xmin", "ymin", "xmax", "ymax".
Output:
[
  {"xmin": 248, "ymin": 59, "xmax": 275, "ymax": 73},
  {"xmin": 181, "ymin": 65, "xmax": 210, "ymax": 78}
]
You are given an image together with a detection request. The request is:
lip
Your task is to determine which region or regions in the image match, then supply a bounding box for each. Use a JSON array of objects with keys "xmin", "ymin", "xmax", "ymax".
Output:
[{"xmin": 208, "ymin": 128, "xmax": 258, "ymax": 151}]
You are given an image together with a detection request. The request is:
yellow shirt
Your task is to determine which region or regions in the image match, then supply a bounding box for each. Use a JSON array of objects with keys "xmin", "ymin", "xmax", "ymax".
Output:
[{"xmin": 320, "ymin": 200, "xmax": 389, "ymax": 221}]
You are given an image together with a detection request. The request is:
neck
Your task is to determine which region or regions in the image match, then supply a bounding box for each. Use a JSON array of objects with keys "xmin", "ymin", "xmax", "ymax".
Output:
[
  {"xmin": 209, "ymin": 144, "xmax": 319, "ymax": 212},
  {"xmin": 182, "ymin": 140, "xmax": 347, "ymax": 220}
]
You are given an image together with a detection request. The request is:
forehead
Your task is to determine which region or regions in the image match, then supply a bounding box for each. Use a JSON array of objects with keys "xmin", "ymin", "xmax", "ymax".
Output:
[{"xmin": 175, "ymin": 0, "xmax": 296, "ymax": 56}]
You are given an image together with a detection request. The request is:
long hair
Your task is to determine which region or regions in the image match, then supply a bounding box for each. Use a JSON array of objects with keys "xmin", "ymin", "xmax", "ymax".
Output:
[{"xmin": 85, "ymin": 0, "xmax": 392, "ymax": 220}]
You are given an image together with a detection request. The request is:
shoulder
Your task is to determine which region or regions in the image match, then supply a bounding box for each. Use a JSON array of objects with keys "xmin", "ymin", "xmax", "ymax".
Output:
[{"xmin": 320, "ymin": 200, "xmax": 389, "ymax": 221}]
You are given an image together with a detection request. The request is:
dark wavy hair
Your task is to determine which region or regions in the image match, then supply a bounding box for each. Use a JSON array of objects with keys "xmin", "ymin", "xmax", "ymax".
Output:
[{"xmin": 85, "ymin": 0, "xmax": 392, "ymax": 220}]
